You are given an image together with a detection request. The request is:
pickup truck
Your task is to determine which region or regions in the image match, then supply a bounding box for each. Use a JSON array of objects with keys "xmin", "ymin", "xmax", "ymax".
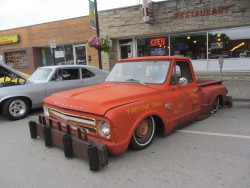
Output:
[{"xmin": 29, "ymin": 56, "xmax": 232, "ymax": 171}]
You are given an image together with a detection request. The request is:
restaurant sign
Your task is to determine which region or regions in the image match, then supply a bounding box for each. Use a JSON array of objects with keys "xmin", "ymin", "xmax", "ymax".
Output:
[
  {"xmin": 173, "ymin": 6, "xmax": 230, "ymax": 19},
  {"xmin": 0, "ymin": 34, "xmax": 19, "ymax": 45}
]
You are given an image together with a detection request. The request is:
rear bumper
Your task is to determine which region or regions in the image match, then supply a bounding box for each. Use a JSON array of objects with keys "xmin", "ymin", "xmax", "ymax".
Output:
[{"xmin": 28, "ymin": 115, "xmax": 108, "ymax": 171}]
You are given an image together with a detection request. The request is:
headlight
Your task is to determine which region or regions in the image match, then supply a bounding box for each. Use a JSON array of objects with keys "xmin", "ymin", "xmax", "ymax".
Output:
[
  {"xmin": 43, "ymin": 105, "xmax": 49, "ymax": 116},
  {"xmin": 101, "ymin": 122, "xmax": 110, "ymax": 136},
  {"xmin": 97, "ymin": 120, "xmax": 110, "ymax": 138}
]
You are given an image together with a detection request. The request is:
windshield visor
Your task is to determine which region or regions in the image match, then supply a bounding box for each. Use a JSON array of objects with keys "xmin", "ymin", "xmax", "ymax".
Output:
[
  {"xmin": 28, "ymin": 68, "xmax": 52, "ymax": 82},
  {"xmin": 106, "ymin": 60, "xmax": 171, "ymax": 84}
]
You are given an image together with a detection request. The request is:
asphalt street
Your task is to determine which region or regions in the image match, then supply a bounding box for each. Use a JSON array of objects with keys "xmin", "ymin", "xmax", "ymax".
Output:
[{"xmin": 0, "ymin": 101, "xmax": 249, "ymax": 188}]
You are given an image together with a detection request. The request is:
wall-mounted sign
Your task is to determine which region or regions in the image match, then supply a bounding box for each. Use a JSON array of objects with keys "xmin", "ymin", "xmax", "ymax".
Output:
[
  {"xmin": 173, "ymin": 6, "xmax": 230, "ymax": 19},
  {"xmin": 49, "ymin": 38, "xmax": 56, "ymax": 48},
  {"xmin": 150, "ymin": 38, "xmax": 166, "ymax": 47},
  {"xmin": 0, "ymin": 34, "xmax": 19, "ymax": 45},
  {"xmin": 142, "ymin": 0, "xmax": 153, "ymax": 23}
]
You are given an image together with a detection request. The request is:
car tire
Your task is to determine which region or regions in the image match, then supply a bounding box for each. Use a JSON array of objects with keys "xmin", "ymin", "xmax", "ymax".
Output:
[
  {"xmin": 129, "ymin": 116, "xmax": 155, "ymax": 150},
  {"xmin": 2, "ymin": 98, "xmax": 30, "ymax": 120},
  {"xmin": 210, "ymin": 96, "xmax": 220, "ymax": 114}
]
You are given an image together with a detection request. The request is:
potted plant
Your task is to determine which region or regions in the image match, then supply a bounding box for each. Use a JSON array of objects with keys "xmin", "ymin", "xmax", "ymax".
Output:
[{"xmin": 87, "ymin": 35, "xmax": 111, "ymax": 53}]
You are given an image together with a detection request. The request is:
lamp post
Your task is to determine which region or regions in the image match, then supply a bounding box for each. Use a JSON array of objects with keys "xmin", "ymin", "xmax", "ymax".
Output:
[{"xmin": 94, "ymin": 0, "xmax": 102, "ymax": 69}]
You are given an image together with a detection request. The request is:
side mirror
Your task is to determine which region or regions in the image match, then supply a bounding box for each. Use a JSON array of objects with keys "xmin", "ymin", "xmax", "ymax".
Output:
[{"xmin": 178, "ymin": 77, "xmax": 188, "ymax": 87}]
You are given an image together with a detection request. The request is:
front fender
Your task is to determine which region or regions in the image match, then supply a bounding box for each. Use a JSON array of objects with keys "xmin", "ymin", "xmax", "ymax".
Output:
[{"xmin": 105, "ymin": 99, "xmax": 165, "ymax": 152}]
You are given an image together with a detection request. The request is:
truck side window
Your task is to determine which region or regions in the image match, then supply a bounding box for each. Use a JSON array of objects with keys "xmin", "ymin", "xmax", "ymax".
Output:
[{"xmin": 170, "ymin": 61, "xmax": 193, "ymax": 85}]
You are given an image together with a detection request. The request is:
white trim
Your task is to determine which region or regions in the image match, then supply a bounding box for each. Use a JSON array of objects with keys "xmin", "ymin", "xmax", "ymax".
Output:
[{"xmin": 176, "ymin": 130, "xmax": 250, "ymax": 139}]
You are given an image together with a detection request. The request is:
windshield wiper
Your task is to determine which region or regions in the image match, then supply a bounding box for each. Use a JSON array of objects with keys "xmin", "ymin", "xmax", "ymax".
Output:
[{"xmin": 126, "ymin": 79, "xmax": 146, "ymax": 85}]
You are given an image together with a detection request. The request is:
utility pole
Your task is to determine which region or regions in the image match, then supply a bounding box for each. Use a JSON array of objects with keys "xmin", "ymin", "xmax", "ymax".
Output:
[{"xmin": 94, "ymin": 0, "xmax": 102, "ymax": 69}]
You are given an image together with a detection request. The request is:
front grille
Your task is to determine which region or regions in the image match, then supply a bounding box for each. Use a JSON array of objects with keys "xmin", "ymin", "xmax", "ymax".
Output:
[{"xmin": 48, "ymin": 108, "xmax": 97, "ymax": 135}]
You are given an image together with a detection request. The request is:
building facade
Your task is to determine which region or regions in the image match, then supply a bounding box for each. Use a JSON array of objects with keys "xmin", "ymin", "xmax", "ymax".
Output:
[
  {"xmin": 0, "ymin": 16, "xmax": 99, "ymax": 74},
  {"xmin": 99, "ymin": 0, "xmax": 250, "ymax": 72}
]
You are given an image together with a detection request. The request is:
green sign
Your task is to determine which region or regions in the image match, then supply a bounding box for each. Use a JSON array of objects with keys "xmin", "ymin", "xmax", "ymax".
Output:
[{"xmin": 89, "ymin": 0, "xmax": 96, "ymax": 29}]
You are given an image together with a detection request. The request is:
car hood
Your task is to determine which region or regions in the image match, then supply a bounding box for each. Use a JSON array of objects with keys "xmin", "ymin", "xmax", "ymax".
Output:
[
  {"xmin": 44, "ymin": 82, "xmax": 160, "ymax": 115},
  {"xmin": 0, "ymin": 62, "xmax": 28, "ymax": 81}
]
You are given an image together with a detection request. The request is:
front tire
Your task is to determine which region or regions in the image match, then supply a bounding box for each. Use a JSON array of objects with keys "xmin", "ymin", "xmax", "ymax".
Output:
[
  {"xmin": 130, "ymin": 116, "xmax": 155, "ymax": 150},
  {"xmin": 2, "ymin": 98, "xmax": 30, "ymax": 120}
]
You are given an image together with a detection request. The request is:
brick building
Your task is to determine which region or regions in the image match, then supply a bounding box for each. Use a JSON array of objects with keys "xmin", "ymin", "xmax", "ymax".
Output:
[
  {"xmin": 99, "ymin": 0, "xmax": 250, "ymax": 72},
  {"xmin": 0, "ymin": 16, "xmax": 98, "ymax": 74}
]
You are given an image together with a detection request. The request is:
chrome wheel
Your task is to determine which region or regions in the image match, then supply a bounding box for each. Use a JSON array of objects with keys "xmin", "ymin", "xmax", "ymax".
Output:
[
  {"xmin": 9, "ymin": 99, "xmax": 27, "ymax": 117},
  {"xmin": 2, "ymin": 98, "xmax": 30, "ymax": 120},
  {"xmin": 130, "ymin": 116, "xmax": 155, "ymax": 150}
]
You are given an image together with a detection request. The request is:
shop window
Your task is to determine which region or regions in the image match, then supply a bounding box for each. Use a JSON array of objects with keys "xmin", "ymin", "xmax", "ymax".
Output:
[
  {"xmin": 44, "ymin": 45, "xmax": 74, "ymax": 65},
  {"xmin": 208, "ymin": 27, "xmax": 250, "ymax": 59},
  {"xmin": 170, "ymin": 33, "xmax": 207, "ymax": 59},
  {"xmin": 4, "ymin": 51, "xmax": 27, "ymax": 68},
  {"xmin": 137, "ymin": 37, "xmax": 169, "ymax": 57}
]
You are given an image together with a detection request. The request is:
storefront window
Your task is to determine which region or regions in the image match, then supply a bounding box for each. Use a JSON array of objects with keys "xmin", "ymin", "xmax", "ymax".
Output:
[
  {"xmin": 137, "ymin": 37, "xmax": 169, "ymax": 57},
  {"xmin": 44, "ymin": 44, "xmax": 77, "ymax": 65},
  {"xmin": 208, "ymin": 27, "xmax": 250, "ymax": 59},
  {"xmin": 170, "ymin": 33, "xmax": 207, "ymax": 59},
  {"xmin": 4, "ymin": 51, "xmax": 27, "ymax": 68}
]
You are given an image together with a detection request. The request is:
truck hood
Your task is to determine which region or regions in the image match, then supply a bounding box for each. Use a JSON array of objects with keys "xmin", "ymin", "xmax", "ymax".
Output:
[
  {"xmin": 44, "ymin": 82, "xmax": 159, "ymax": 115},
  {"xmin": 0, "ymin": 62, "xmax": 28, "ymax": 81}
]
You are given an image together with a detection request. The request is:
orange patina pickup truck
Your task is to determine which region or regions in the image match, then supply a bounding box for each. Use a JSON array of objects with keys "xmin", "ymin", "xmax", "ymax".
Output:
[{"xmin": 29, "ymin": 56, "xmax": 232, "ymax": 171}]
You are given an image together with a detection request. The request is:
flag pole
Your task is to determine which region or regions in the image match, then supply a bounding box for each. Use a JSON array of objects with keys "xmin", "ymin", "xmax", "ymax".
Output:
[{"xmin": 94, "ymin": 0, "xmax": 102, "ymax": 69}]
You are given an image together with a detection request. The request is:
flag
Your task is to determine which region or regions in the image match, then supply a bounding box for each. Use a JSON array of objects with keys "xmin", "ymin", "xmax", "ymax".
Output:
[{"xmin": 89, "ymin": 0, "xmax": 96, "ymax": 29}]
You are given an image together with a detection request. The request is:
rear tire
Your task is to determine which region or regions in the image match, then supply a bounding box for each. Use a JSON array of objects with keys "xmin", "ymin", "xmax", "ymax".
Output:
[
  {"xmin": 2, "ymin": 98, "xmax": 30, "ymax": 120},
  {"xmin": 210, "ymin": 96, "xmax": 219, "ymax": 114},
  {"xmin": 130, "ymin": 116, "xmax": 155, "ymax": 150}
]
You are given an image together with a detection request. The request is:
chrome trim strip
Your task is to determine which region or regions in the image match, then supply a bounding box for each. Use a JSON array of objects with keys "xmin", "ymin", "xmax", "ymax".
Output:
[{"xmin": 48, "ymin": 108, "xmax": 96, "ymax": 126}]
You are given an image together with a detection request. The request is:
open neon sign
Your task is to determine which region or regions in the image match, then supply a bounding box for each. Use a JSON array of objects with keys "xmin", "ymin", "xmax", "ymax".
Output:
[{"xmin": 150, "ymin": 38, "xmax": 166, "ymax": 47}]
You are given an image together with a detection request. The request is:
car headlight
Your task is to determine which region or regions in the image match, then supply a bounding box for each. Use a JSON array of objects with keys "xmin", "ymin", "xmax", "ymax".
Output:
[
  {"xmin": 97, "ymin": 120, "xmax": 110, "ymax": 138},
  {"xmin": 43, "ymin": 105, "xmax": 49, "ymax": 116}
]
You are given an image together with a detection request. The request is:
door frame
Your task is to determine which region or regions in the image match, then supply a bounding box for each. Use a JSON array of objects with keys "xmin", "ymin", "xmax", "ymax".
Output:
[
  {"xmin": 117, "ymin": 38, "xmax": 137, "ymax": 59},
  {"xmin": 73, "ymin": 44, "xmax": 88, "ymax": 65}
]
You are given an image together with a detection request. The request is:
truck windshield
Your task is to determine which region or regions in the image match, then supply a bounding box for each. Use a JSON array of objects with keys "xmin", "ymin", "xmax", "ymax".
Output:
[
  {"xmin": 28, "ymin": 68, "xmax": 52, "ymax": 83},
  {"xmin": 106, "ymin": 60, "xmax": 171, "ymax": 84}
]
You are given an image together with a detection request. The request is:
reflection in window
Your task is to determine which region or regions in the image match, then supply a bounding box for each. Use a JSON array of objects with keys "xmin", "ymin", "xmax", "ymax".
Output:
[
  {"xmin": 170, "ymin": 33, "xmax": 207, "ymax": 59},
  {"xmin": 209, "ymin": 27, "xmax": 250, "ymax": 59}
]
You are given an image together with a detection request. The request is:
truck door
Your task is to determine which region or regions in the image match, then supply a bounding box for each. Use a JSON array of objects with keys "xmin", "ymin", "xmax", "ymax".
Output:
[{"xmin": 167, "ymin": 60, "xmax": 201, "ymax": 128}]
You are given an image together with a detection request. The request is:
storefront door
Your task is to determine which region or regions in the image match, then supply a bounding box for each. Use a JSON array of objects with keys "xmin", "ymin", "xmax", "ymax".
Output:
[
  {"xmin": 119, "ymin": 42, "xmax": 133, "ymax": 59},
  {"xmin": 73, "ymin": 44, "xmax": 87, "ymax": 65}
]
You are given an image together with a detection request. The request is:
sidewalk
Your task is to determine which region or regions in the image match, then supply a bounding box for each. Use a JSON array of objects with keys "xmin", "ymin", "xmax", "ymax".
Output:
[
  {"xmin": 223, "ymin": 80, "xmax": 250, "ymax": 101},
  {"xmin": 196, "ymin": 72, "xmax": 250, "ymax": 101}
]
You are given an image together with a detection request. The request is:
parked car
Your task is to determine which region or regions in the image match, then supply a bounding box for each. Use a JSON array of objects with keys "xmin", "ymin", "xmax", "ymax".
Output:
[{"xmin": 0, "ymin": 62, "xmax": 108, "ymax": 120}]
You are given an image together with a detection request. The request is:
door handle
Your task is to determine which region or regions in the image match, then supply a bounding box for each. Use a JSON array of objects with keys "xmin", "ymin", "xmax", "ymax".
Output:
[{"xmin": 193, "ymin": 87, "xmax": 201, "ymax": 92}]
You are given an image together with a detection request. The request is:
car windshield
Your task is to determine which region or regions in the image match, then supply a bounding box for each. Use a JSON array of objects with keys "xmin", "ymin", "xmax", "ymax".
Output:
[
  {"xmin": 106, "ymin": 60, "xmax": 171, "ymax": 84},
  {"xmin": 28, "ymin": 68, "xmax": 52, "ymax": 82}
]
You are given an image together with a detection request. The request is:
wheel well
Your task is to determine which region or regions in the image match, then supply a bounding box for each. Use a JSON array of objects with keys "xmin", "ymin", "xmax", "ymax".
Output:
[
  {"xmin": 1, "ymin": 97, "xmax": 32, "ymax": 109},
  {"xmin": 152, "ymin": 115, "xmax": 165, "ymax": 134}
]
